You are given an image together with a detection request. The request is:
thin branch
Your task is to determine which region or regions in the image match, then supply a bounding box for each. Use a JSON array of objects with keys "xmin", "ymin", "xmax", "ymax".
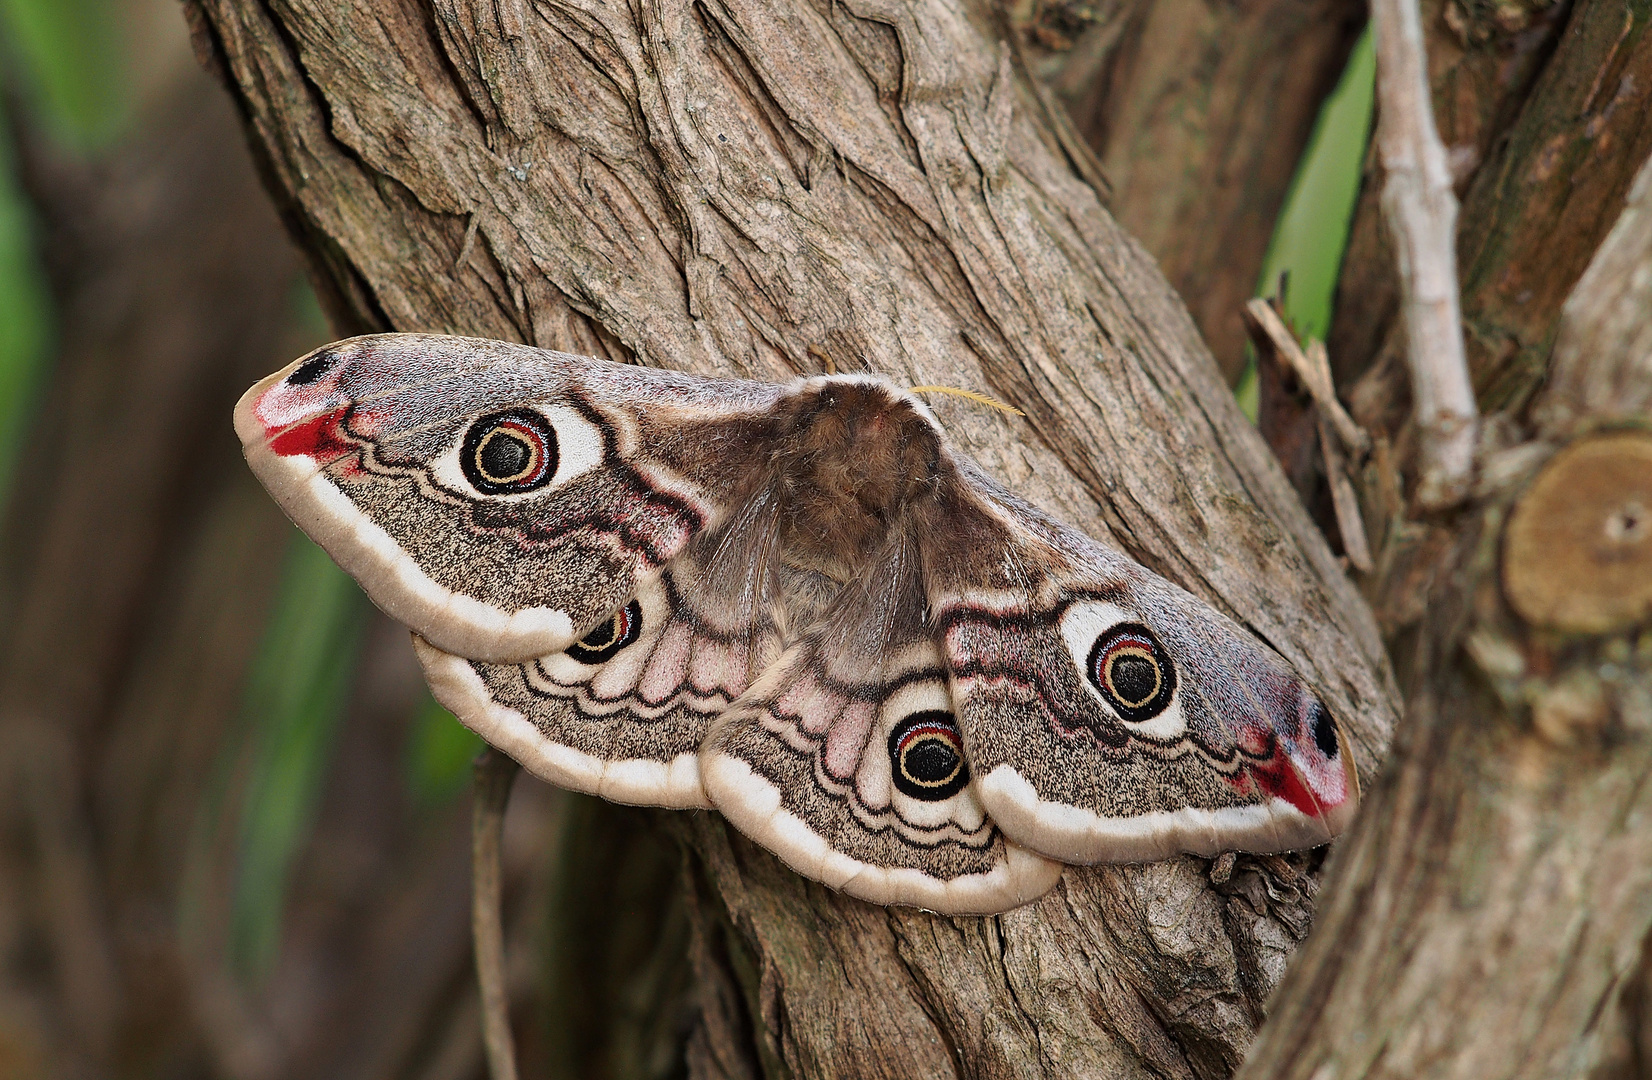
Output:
[
  {"xmin": 1308, "ymin": 340, "xmax": 1374, "ymax": 572},
  {"xmin": 1319, "ymin": 420, "xmax": 1375, "ymax": 573},
  {"xmin": 1371, "ymin": 0, "xmax": 1479, "ymax": 508},
  {"xmin": 472, "ymin": 749, "xmax": 520, "ymax": 1080},
  {"xmin": 1244, "ymin": 299, "xmax": 1369, "ymax": 457}
]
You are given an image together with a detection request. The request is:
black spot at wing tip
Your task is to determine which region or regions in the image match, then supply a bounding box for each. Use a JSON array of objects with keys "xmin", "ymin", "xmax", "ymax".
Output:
[
  {"xmin": 288, "ymin": 352, "xmax": 340, "ymax": 385},
  {"xmin": 1309, "ymin": 700, "xmax": 1339, "ymax": 758}
]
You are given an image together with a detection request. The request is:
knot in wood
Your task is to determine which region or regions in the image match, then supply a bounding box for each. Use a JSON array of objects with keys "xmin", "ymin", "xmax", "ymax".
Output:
[{"xmin": 1503, "ymin": 432, "xmax": 1652, "ymax": 634}]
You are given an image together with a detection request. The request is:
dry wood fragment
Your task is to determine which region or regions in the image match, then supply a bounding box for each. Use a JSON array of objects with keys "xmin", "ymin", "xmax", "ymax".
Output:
[
  {"xmin": 1245, "ymin": 298, "xmax": 1369, "ymax": 457},
  {"xmin": 1502, "ymin": 432, "xmax": 1652, "ymax": 634},
  {"xmin": 1318, "ymin": 416, "xmax": 1373, "ymax": 574}
]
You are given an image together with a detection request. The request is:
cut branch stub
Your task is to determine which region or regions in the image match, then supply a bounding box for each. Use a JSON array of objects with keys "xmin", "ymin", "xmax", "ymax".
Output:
[{"xmin": 1503, "ymin": 431, "xmax": 1652, "ymax": 635}]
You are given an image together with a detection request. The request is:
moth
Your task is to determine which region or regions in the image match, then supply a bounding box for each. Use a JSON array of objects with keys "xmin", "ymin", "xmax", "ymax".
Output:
[{"xmin": 236, "ymin": 333, "xmax": 1357, "ymax": 915}]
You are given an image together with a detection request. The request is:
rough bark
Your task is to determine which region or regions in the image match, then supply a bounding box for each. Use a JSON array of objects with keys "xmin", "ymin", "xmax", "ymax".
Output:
[
  {"xmin": 1025, "ymin": 0, "xmax": 1367, "ymax": 382},
  {"xmin": 1228, "ymin": 4, "xmax": 1652, "ymax": 1071},
  {"xmin": 1236, "ymin": 148, "xmax": 1652, "ymax": 1080},
  {"xmin": 183, "ymin": 0, "xmax": 1397, "ymax": 1075}
]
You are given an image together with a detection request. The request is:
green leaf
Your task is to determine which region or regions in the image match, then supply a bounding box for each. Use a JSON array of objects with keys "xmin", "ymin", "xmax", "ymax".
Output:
[{"xmin": 1257, "ymin": 25, "xmax": 1376, "ymax": 342}]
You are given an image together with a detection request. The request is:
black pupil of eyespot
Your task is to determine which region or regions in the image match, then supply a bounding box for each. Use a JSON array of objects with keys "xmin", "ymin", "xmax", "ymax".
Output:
[
  {"xmin": 905, "ymin": 738, "xmax": 960, "ymax": 784},
  {"xmin": 888, "ymin": 712, "xmax": 970, "ymax": 801},
  {"xmin": 479, "ymin": 430, "xmax": 531, "ymax": 481},
  {"xmin": 580, "ymin": 616, "xmax": 618, "ymax": 649},
  {"xmin": 1109, "ymin": 653, "xmax": 1159, "ymax": 706},
  {"xmin": 1311, "ymin": 702, "xmax": 1339, "ymax": 757}
]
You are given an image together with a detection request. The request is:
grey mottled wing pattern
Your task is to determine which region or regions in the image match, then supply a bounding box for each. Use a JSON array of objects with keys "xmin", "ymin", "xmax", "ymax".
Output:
[
  {"xmin": 414, "ymin": 485, "xmax": 794, "ymax": 808},
  {"xmin": 923, "ymin": 463, "xmax": 1358, "ymax": 866}
]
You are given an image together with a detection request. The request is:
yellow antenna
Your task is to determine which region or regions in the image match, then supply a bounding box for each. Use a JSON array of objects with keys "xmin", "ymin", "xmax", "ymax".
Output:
[{"xmin": 908, "ymin": 385, "xmax": 1025, "ymax": 417}]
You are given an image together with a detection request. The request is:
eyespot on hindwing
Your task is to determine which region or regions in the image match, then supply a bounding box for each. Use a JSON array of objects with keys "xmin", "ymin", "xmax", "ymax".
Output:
[
  {"xmin": 566, "ymin": 600, "xmax": 644, "ymax": 664},
  {"xmin": 888, "ymin": 711, "xmax": 970, "ymax": 801}
]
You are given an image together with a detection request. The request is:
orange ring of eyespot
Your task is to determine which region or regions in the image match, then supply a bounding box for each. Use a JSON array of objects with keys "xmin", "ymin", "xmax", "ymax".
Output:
[
  {"xmin": 1101, "ymin": 642, "xmax": 1161, "ymax": 707},
  {"xmin": 900, "ymin": 730, "xmax": 963, "ymax": 787},
  {"xmin": 473, "ymin": 422, "xmax": 542, "ymax": 484}
]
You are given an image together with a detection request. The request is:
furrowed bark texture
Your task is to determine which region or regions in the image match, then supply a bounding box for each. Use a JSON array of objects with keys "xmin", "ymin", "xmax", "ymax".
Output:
[
  {"xmin": 186, "ymin": 0, "xmax": 1396, "ymax": 1075},
  {"xmin": 1236, "ymin": 149, "xmax": 1652, "ymax": 1080}
]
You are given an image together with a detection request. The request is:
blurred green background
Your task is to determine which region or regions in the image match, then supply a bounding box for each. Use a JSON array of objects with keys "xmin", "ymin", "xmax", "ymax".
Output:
[{"xmin": 1, "ymin": 0, "xmax": 486, "ymax": 983}]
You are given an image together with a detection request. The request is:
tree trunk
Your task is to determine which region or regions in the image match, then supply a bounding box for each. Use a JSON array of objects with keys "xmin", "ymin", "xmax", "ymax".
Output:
[
  {"xmin": 1238, "ymin": 147, "xmax": 1652, "ymax": 1080},
  {"xmin": 178, "ymin": 0, "xmax": 1652, "ymax": 1074},
  {"xmin": 1233, "ymin": 0, "xmax": 1652, "ymax": 1070},
  {"xmin": 1028, "ymin": 0, "xmax": 1367, "ymax": 382},
  {"xmin": 184, "ymin": 0, "xmax": 1397, "ymax": 1075}
]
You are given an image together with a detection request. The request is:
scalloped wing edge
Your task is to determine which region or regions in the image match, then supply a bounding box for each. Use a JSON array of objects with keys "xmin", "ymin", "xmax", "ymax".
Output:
[
  {"xmin": 236, "ymin": 366, "xmax": 581, "ymax": 664},
  {"xmin": 700, "ymin": 751, "xmax": 1063, "ymax": 915},
  {"xmin": 413, "ymin": 636, "xmax": 711, "ymax": 809},
  {"xmin": 976, "ymin": 749, "xmax": 1361, "ymax": 866}
]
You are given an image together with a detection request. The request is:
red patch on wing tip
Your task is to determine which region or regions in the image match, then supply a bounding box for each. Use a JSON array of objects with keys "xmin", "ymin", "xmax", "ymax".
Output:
[
  {"xmin": 1243, "ymin": 751, "xmax": 1337, "ymax": 818},
  {"xmin": 268, "ymin": 407, "xmax": 355, "ymax": 463}
]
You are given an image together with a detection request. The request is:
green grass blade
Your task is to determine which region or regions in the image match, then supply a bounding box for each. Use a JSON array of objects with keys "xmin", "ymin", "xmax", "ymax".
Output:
[
  {"xmin": 0, "ymin": 111, "xmax": 49, "ymax": 506},
  {"xmin": 1237, "ymin": 24, "xmax": 1376, "ymax": 419}
]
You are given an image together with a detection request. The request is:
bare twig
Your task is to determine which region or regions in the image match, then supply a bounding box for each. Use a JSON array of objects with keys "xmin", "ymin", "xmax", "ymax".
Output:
[
  {"xmin": 1308, "ymin": 339, "xmax": 1375, "ymax": 571},
  {"xmin": 1319, "ymin": 415, "xmax": 1375, "ymax": 573},
  {"xmin": 472, "ymin": 749, "xmax": 520, "ymax": 1080},
  {"xmin": 1371, "ymin": 0, "xmax": 1479, "ymax": 508},
  {"xmin": 1244, "ymin": 299, "xmax": 1370, "ymax": 457}
]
